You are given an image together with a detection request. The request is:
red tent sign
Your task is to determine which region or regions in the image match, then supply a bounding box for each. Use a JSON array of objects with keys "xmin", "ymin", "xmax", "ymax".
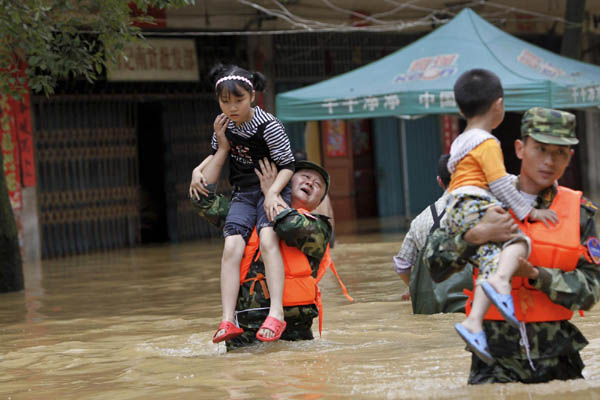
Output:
[{"xmin": 394, "ymin": 54, "xmax": 459, "ymax": 83}]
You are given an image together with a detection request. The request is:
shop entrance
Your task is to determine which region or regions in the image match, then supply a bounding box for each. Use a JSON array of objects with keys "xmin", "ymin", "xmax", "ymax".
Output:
[
  {"xmin": 320, "ymin": 119, "xmax": 378, "ymax": 228},
  {"xmin": 137, "ymin": 102, "xmax": 169, "ymax": 243}
]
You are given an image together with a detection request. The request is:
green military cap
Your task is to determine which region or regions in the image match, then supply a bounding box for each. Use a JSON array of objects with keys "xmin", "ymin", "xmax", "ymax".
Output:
[
  {"xmin": 521, "ymin": 107, "xmax": 578, "ymax": 145},
  {"xmin": 295, "ymin": 160, "xmax": 330, "ymax": 199}
]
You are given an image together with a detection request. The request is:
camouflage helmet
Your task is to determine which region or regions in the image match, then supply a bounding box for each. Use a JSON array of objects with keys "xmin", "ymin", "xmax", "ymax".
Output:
[
  {"xmin": 295, "ymin": 160, "xmax": 330, "ymax": 200},
  {"xmin": 521, "ymin": 107, "xmax": 578, "ymax": 145}
]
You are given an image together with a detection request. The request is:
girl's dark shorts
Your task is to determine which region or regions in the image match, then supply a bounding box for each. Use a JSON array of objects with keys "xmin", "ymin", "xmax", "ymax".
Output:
[{"xmin": 223, "ymin": 183, "xmax": 292, "ymax": 242}]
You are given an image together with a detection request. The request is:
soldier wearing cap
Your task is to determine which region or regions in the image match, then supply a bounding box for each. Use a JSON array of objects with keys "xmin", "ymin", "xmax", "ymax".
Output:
[
  {"xmin": 191, "ymin": 156, "xmax": 352, "ymax": 350},
  {"xmin": 424, "ymin": 107, "xmax": 600, "ymax": 384}
]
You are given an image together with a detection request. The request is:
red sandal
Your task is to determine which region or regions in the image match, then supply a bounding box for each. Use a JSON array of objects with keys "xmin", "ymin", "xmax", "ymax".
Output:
[
  {"xmin": 256, "ymin": 316, "xmax": 287, "ymax": 342},
  {"xmin": 212, "ymin": 321, "xmax": 244, "ymax": 343}
]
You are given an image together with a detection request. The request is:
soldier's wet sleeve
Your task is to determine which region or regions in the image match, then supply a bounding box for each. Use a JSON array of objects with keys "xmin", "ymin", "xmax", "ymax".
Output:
[
  {"xmin": 530, "ymin": 203, "xmax": 600, "ymax": 311},
  {"xmin": 189, "ymin": 185, "xmax": 230, "ymax": 229},
  {"xmin": 273, "ymin": 209, "xmax": 332, "ymax": 260},
  {"xmin": 425, "ymin": 227, "xmax": 479, "ymax": 283}
]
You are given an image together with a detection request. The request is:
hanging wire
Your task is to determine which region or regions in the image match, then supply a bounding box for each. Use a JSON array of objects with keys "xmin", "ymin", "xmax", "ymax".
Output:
[
  {"xmin": 141, "ymin": 0, "xmax": 580, "ymax": 36},
  {"xmin": 483, "ymin": 1, "xmax": 578, "ymax": 26},
  {"xmin": 317, "ymin": 0, "xmax": 394, "ymax": 25}
]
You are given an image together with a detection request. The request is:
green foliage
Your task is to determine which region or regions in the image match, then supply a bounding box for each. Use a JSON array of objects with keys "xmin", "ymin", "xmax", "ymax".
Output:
[{"xmin": 0, "ymin": 0, "xmax": 195, "ymax": 98}]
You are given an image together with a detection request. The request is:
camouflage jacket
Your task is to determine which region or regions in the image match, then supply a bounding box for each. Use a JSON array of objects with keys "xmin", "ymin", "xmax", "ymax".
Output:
[
  {"xmin": 190, "ymin": 190, "xmax": 230, "ymax": 230},
  {"xmin": 424, "ymin": 182, "xmax": 600, "ymax": 360},
  {"xmin": 191, "ymin": 193, "xmax": 332, "ymax": 337}
]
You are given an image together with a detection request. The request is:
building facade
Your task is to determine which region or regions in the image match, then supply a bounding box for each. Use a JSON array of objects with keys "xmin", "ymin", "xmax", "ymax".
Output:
[{"xmin": 4, "ymin": 1, "xmax": 600, "ymax": 259}]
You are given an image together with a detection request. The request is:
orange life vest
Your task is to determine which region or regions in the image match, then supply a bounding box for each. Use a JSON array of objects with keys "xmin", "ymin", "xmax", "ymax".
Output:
[
  {"xmin": 238, "ymin": 208, "xmax": 353, "ymax": 335},
  {"xmin": 466, "ymin": 186, "xmax": 588, "ymax": 322}
]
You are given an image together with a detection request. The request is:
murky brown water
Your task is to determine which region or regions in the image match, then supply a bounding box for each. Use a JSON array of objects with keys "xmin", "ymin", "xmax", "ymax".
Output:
[{"xmin": 3, "ymin": 233, "xmax": 600, "ymax": 399}]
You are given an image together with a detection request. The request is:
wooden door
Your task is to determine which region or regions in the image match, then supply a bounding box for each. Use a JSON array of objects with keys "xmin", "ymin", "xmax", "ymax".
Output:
[{"xmin": 321, "ymin": 120, "xmax": 355, "ymax": 222}]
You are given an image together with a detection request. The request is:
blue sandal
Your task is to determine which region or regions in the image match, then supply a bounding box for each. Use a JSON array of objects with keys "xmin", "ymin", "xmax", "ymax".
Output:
[
  {"xmin": 455, "ymin": 323, "xmax": 494, "ymax": 364},
  {"xmin": 481, "ymin": 281, "xmax": 520, "ymax": 329}
]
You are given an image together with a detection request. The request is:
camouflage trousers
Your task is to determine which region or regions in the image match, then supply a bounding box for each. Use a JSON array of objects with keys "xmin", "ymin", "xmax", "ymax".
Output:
[
  {"xmin": 468, "ymin": 320, "xmax": 587, "ymax": 384},
  {"xmin": 446, "ymin": 192, "xmax": 528, "ymax": 283},
  {"xmin": 468, "ymin": 352, "xmax": 584, "ymax": 384}
]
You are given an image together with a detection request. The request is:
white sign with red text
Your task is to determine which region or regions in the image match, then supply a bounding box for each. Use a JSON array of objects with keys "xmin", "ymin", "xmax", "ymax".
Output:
[{"xmin": 108, "ymin": 38, "xmax": 199, "ymax": 81}]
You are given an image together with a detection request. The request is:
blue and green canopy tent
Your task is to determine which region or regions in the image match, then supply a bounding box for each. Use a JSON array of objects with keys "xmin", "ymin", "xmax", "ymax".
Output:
[{"xmin": 276, "ymin": 8, "xmax": 600, "ymax": 122}]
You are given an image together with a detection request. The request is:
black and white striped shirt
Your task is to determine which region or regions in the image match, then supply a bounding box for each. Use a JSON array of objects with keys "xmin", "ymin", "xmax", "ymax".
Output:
[{"xmin": 211, "ymin": 106, "xmax": 295, "ymax": 186}]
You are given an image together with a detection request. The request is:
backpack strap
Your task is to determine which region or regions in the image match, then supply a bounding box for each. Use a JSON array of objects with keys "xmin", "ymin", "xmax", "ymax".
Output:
[{"xmin": 429, "ymin": 204, "xmax": 446, "ymax": 235}]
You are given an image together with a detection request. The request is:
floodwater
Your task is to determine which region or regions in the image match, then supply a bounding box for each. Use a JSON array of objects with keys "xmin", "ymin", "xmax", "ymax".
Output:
[{"xmin": 3, "ymin": 233, "xmax": 600, "ymax": 400}]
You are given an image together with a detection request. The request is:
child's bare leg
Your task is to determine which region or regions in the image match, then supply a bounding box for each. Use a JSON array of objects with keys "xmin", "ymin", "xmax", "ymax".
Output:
[
  {"xmin": 487, "ymin": 241, "xmax": 528, "ymax": 295},
  {"xmin": 215, "ymin": 234, "xmax": 245, "ymax": 339},
  {"xmin": 258, "ymin": 227, "xmax": 285, "ymax": 339},
  {"xmin": 461, "ymin": 285, "xmax": 492, "ymax": 333}
]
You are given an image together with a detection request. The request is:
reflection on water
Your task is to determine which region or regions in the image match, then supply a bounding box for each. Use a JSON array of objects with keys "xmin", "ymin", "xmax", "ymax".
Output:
[{"xmin": 2, "ymin": 233, "xmax": 600, "ymax": 399}]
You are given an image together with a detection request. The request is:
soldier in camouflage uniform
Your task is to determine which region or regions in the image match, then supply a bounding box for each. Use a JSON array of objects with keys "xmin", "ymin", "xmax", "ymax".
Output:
[
  {"xmin": 424, "ymin": 107, "xmax": 600, "ymax": 384},
  {"xmin": 191, "ymin": 159, "xmax": 340, "ymax": 350}
]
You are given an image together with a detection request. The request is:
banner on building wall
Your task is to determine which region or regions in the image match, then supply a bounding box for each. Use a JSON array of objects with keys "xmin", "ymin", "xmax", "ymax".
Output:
[
  {"xmin": 322, "ymin": 120, "xmax": 347, "ymax": 157},
  {"xmin": 108, "ymin": 38, "xmax": 199, "ymax": 81},
  {"xmin": 9, "ymin": 94, "xmax": 35, "ymax": 187},
  {"xmin": 0, "ymin": 96, "xmax": 22, "ymax": 211},
  {"xmin": 441, "ymin": 115, "xmax": 459, "ymax": 153}
]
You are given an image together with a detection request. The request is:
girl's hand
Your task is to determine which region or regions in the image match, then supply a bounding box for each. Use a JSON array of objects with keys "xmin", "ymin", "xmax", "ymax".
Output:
[
  {"xmin": 529, "ymin": 208, "xmax": 558, "ymax": 228},
  {"xmin": 189, "ymin": 167, "xmax": 209, "ymax": 199},
  {"xmin": 214, "ymin": 113, "xmax": 230, "ymax": 151},
  {"xmin": 264, "ymin": 191, "xmax": 288, "ymax": 222}
]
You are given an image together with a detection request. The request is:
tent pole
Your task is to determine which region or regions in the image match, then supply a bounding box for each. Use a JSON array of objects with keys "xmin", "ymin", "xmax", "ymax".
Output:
[{"xmin": 400, "ymin": 119, "xmax": 411, "ymax": 220}]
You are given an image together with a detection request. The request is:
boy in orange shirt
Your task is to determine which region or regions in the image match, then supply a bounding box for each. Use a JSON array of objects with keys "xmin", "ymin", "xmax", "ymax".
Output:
[{"xmin": 447, "ymin": 69, "xmax": 556, "ymax": 364}]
